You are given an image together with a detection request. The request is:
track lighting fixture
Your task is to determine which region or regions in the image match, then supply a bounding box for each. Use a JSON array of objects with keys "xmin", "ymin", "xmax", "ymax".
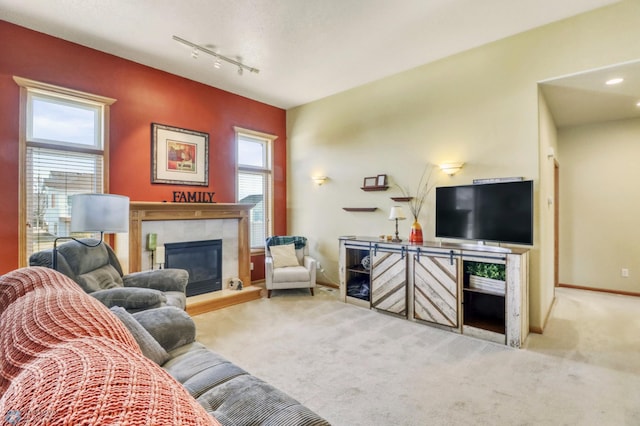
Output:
[{"xmin": 173, "ymin": 35, "xmax": 260, "ymax": 75}]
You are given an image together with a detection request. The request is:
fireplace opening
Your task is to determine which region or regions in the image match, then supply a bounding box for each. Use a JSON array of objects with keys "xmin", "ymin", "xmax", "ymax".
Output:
[{"xmin": 164, "ymin": 239, "xmax": 222, "ymax": 297}]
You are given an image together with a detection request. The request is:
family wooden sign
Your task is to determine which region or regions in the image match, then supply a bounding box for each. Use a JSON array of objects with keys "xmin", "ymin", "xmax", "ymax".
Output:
[{"xmin": 172, "ymin": 191, "xmax": 216, "ymax": 203}]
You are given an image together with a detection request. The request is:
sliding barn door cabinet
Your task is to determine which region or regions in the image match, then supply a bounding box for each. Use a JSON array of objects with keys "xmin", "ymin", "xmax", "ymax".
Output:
[{"xmin": 339, "ymin": 237, "xmax": 529, "ymax": 348}]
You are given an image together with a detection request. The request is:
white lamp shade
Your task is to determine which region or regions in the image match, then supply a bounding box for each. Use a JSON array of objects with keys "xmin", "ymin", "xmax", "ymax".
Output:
[
  {"xmin": 389, "ymin": 206, "xmax": 406, "ymax": 221},
  {"xmin": 71, "ymin": 194, "xmax": 130, "ymax": 233}
]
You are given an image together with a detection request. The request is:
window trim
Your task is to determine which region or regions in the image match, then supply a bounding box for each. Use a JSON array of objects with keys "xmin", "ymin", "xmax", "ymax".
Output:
[
  {"xmin": 234, "ymin": 126, "xmax": 276, "ymax": 251},
  {"xmin": 14, "ymin": 76, "xmax": 116, "ymax": 267},
  {"xmin": 26, "ymin": 90, "xmax": 104, "ymax": 149}
]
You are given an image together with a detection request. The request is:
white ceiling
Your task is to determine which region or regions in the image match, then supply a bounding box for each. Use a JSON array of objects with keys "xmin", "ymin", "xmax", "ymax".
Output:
[
  {"xmin": 0, "ymin": 0, "xmax": 621, "ymax": 109},
  {"xmin": 540, "ymin": 60, "xmax": 640, "ymax": 128}
]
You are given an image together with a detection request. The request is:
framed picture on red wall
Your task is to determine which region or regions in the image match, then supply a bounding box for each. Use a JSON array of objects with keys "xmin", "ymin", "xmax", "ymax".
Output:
[{"xmin": 151, "ymin": 123, "xmax": 209, "ymax": 186}]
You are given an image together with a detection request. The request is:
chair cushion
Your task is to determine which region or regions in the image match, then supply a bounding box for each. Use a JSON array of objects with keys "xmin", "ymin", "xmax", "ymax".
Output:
[
  {"xmin": 197, "ymin": 374, "xmax": 321, "ymax": 426},
  {"xmin": 110, "ymin": 306, "xmax": 170, "ymax": 366},
  {"xmin": 133, "ymin": 306, "xmax": 195, "ymax": 352},
  {"xmin": 76, "ymin": 264, "xmax": 123, "ymax": 292},
  {"xmin": 269, "ymin": 244, "xmax": 300, "ymax": 268},
  {"xmin": 163, "ymin": 290, "xmax": 187, "ymax": 310},
  {"xmin": 91, "ymin": 287, "xmax": 166, "ymax": 311},
  {"xmin": 273, "ymin": 266, "xmax": 311, "ymax": 283}
]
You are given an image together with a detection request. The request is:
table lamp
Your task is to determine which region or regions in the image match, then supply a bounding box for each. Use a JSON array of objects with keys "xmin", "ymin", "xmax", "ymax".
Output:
[
  {"xmin": 388, "ymin": 206, "xmax": 406, "ymax": 242},
  {"xmin": 53, "ymin": 193, "xmax": 130, "ymax": 270}
]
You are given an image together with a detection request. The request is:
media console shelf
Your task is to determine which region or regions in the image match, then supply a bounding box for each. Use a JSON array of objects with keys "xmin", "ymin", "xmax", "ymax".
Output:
[{"xmin": 338, "ymin": 237, "xmax": 529, "ymax": 348}]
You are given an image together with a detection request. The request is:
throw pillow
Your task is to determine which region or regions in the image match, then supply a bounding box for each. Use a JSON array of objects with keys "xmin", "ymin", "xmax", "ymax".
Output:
[
  {"xmin": 270, "ymin": 243, "xmax": 300, "ymax": 268},
  {"xmin": 110, "ymin": 306, "xmax": 170, "ymax": 366}
]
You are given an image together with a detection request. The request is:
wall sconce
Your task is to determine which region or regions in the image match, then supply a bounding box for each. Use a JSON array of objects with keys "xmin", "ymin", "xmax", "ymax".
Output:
[
  {"xmin": 312, "ymin": 176, "xmax": 328, "ymax": 185},
  {"xmin": 439, "ymin": 162, "xmax": 464, "ymax": 176}
]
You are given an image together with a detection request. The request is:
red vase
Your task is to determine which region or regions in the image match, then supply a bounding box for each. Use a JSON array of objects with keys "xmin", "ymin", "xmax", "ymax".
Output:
[{"xmin": 409, "ymin": 220, "xmax": 423, "ymax": 243}]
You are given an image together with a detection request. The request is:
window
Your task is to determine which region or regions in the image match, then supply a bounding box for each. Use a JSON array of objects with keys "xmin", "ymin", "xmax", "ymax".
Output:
[
  {"xmin": 15, "ymin": 77, "xmax": 115, "ymax": 265},
  {"xmin": 235, "ymin": 127, "xmax": 275, "ymax": 250}
]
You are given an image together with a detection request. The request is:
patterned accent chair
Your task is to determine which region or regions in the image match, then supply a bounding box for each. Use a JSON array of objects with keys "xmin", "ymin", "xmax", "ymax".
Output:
[
  {"xmin": 29, "ymin": 238, "xmax": 188, "ymax": 312},
  {"xmin": 265, "ymin": 236, "xmax": 317, "ymax": 298}
]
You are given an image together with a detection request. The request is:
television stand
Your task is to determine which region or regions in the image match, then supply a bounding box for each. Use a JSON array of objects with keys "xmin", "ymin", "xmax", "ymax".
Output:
[{"xmin": 338, "ymin": 237, "xmax": 529, "ymax": 347}]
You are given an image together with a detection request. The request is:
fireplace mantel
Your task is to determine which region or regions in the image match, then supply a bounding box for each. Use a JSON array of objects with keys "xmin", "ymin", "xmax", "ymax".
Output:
[{"xmin": 124, "ymin": 202, "xmax": 254, "ymax": 287}]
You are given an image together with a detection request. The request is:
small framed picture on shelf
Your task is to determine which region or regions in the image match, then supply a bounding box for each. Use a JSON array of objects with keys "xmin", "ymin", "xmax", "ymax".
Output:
[
  {"xmin": 376, "ymin": 174, "xmax": 387, "ymax": 187},
  {"xmin": 363, "ymin": 176, "xmax": 377, "ymax": 188}
]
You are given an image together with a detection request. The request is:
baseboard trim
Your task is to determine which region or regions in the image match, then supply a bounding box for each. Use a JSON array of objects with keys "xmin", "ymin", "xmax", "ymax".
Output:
[
  {"xmin": 558, "ymin": 283, "xmax": 640, "ymax": 298},
  {"xmin": 529, "ymin": 294, "xmax": 556, "ymax": 335},
  {"xmin": 317, "ymin": 281, "xmax": 339, "ymax": 289},
  {"xmin": 186, "ymin": 285, "xmax": 262, "ymax": 316},
  {"xmin": 252, "ymin": 279, "xmax": 337, "ymax": 289},
  {"xmin": 530, "ymin": 325, "xmax": 543, "ymax": 334}
]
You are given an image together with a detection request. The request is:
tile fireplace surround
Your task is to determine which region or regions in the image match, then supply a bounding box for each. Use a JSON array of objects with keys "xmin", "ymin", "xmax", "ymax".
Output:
[{"xmin": 115, "ymin": 202, "xmax": 254, "ymax": 291}]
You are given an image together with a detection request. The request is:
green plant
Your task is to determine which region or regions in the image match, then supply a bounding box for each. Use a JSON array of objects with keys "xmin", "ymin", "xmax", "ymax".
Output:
[{"xmin": 465, "ymin": 261, "xmax": 505, "ymax": 281}]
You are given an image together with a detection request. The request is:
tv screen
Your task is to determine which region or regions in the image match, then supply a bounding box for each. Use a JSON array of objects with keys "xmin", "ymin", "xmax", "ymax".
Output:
[{"xmin": 435, "ymin": 180, "xmax": 533, "ymax": 245}]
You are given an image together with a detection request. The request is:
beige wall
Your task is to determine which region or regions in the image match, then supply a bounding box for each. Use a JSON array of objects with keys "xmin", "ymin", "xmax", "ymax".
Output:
[
  {"xmin": 286, "ymin": 1, "xmax": 640, "ymax": 331},
  {"xmin": 558, "ymin": 117, "xmax": 640, "ymax": 293},
  {"xmin": 537, "ymin": 90, "xmax": 560, "ymax": 331}
]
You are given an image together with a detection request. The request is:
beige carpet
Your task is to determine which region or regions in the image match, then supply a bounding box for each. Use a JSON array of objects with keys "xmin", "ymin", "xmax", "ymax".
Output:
[{"xmin": 192, "ymin": 286, "xmax": 640, "ymax": 425}]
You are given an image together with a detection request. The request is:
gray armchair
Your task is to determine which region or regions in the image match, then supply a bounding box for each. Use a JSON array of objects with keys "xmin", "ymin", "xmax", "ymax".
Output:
[{"xmin": 29, "ymin": 238, "xmax": 187, "ymax": 312}]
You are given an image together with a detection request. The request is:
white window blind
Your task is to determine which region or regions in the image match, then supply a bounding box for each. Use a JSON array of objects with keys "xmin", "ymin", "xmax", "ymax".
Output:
[
  {"xmin": 26, "ymin": 147, "xmax": 104, "ymax": 254},
  {"xmin": 238, "ymin": 172, "xmax": 266, "ymax": 247}
]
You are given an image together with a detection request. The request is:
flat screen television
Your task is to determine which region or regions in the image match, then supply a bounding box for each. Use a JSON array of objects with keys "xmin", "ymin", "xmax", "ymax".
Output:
[{"xmin": 435, "ymin": 180, "xmax": 533, "ymax": 245}]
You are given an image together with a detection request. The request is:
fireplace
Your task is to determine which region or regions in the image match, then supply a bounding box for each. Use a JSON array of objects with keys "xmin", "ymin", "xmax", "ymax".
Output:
[{"xmin": 165, "ymin": 239, "xmax": 222, "ymax": 297}]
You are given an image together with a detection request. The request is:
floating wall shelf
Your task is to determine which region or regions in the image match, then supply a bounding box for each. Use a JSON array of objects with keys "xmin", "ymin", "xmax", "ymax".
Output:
[
  {"xmin": 361, "ymin": 186, "xmax": 389, "ymax": 192},
  {"xmin": 342, "ymin": 207, "xmax": 378, "ymax": 212},
  {"xmin": 390, "ymin": 197, "xmax": 413, "ymax": 202}
]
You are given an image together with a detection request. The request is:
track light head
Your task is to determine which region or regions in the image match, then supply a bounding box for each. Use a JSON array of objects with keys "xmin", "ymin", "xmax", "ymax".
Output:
[
  {"xmin": 191, "ymin": 48, "xmax": 199, "ymax": 59},
  {"xmin": 237, "ymin": 67, "xmax": 243, "ymax": 76}
]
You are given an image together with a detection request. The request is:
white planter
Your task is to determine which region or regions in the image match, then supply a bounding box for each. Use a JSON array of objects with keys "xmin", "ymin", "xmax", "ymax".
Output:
[{"xmin": 469, "ymin": 275, "xmax": 505, "ymax": 294}]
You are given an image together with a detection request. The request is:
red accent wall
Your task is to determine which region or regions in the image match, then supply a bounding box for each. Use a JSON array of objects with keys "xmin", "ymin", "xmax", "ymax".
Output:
[{"xmin": 0, "ymin": 20, "xmax": 286, "ymax": 277}]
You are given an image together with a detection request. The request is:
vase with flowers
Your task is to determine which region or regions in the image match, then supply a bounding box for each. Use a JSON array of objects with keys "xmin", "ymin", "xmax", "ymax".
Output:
[{"xmin": 399, "ymin": 164, "xmax": 436, "ymax": 244}]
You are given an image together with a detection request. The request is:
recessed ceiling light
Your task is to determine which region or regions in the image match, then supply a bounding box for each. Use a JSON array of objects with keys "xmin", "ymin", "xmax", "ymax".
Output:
[
  {"xmin": 606, "ymin": 77, "xmax": 624, "ymax": 85},
  {"xmin": 636, "ymin": 101, "xmax": 640, "ymax": 107}
]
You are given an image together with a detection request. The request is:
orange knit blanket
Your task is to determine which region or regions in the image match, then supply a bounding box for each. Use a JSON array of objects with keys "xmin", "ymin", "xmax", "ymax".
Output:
[{"xmin": 0, "ymin": 267, "xmax": 220, "ymax": 425}]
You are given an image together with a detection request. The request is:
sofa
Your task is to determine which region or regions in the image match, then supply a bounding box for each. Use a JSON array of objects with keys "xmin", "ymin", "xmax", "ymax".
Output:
[
  {"xmin": 0, "ymin": 267, "xmax": 330, "ymax": 425},
  {"xmin": 29, "ymin": 238, "xmax": 188, "ymax": 312}
]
